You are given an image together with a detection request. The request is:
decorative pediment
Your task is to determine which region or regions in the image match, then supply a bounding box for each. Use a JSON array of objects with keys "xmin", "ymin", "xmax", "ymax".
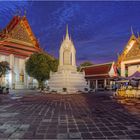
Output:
[
  {"xmin": 117, "ymin": 34, "xmax": 140, "ymax": 65},
  {"xmin": 124, "ymin": 41, "xmax": 140, "ymax": 60},
  {"xmin": 10, "ymin": 21, "xmax": 33, "ymax": 44}
]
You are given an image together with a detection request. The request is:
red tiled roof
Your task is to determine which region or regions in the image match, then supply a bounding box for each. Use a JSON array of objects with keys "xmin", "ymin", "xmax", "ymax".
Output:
[
  {"xmin": 85, "ymin": 75, "xmax": 110, "ymax": 79},
  {"xmin": 82, "ymin": 63, "xmax": 112, "ymax": 77},
  {"xmin": 0, "ymin": 15, "xmax": 43, "ymax": 57},
  {"xmin": 0, "ymin": 16, "xmax": 20, "ymax": 38},
  {"xmin": 0, "ymin": 15, "xmax": 40, "ymax": 49}
]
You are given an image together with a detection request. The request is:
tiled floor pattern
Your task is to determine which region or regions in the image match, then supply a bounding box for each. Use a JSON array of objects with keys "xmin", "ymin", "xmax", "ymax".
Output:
[{"xmin": 0, "ymin": 92, "xmax": 140, "ymax": 139}]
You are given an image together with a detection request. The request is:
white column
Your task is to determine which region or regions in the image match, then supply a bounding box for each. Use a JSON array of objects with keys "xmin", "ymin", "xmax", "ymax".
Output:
[
  {"xmin": 104, "ymin": 79, "xmax": 107, "ymax": 88},
  {"xmin": 95, "ymin": 80, "xmax": 98, "ymax": 90},
  {"xmin": 87, "ymin": 80, "xmax": 90, "ymax": 88},
  {"xmin": 71, "ymin": 46, "xmax": 76, "ymax": 67},
  {"xmin": 121, "ymin": 62, "xmax": 125, "ymax": 77},
  {"xmin": 24, "ymin": 57, "xmax": 29, "ymax": 88},
  {"xmin": 9, "ymin": 54, "xmax": 14, "ymax": 89},
  {"xmin": 72, "ymin": 51, "xmax": 76, "ymax": 66},
  {"xmin": 59, "ymin": 49, "xmax": 63, "ymax": 66},
  {"xmin": 23, "ymin": 60, "xmax": 27, "ymax": 88}
]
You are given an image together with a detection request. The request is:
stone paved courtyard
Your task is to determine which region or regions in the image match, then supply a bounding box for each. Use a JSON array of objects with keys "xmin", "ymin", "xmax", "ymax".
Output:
[{"xmin": 0, "ymin": 91, "xmax": 140, "ymax": 139}]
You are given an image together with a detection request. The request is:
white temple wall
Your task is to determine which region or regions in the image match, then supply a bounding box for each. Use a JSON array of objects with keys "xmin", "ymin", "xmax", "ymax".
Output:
[
  {"xmin": 0, "ymin": 54, "xmax": 38, "ymax": 89},
  {"xmin": 128, "ymin": 64, "xmax": 140, "ymax": 76},
  {"xmin": 121, "ymin": 59, "xmax": 140, "ymax": 77}
]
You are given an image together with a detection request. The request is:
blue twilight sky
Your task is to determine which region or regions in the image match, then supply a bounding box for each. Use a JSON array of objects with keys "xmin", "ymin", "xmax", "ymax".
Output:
[{"xmin": 0, "ymin": 1, "xmax": 140, "ymax": 65}]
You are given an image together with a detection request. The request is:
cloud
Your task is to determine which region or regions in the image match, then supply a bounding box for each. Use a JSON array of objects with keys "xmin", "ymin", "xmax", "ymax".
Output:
[{"xmin": 1, "ymin": 1, "xmax": 140, "ymax": 64}]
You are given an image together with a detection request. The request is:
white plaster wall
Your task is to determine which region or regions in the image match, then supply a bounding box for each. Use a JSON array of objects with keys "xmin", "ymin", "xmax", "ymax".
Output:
[
  {"xmin": 0, "ymin": 54, "xmax": 9, "ymax": 62},
  {"xmin": 121, "ymin": 59, "xmax": 140, "ymax": 77},
  {"xmin": 128, "ymin": 64, "xmax": 140, "ymax": 76}
]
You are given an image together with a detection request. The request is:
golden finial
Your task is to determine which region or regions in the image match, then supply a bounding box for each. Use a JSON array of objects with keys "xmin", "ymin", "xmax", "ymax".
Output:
[
  {"xmin": 131, "ymin": 26, "xmax": 134, "ymax": 35},
  {"xmin": 137, "ymin": 31, "xmax": 139, "ymax": 38},
  {"xmin": 24, "ymin": 10, "xmax": 27, "ymax": 16},
  {"xmin": 6, "ymin": 28, "xmax": 8, "ymax": 34}
]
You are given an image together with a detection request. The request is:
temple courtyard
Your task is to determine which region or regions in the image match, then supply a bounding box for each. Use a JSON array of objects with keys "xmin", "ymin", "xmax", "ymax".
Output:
[{"xmin": 0, "ymin": 91, "xmax": 140, "ymax": 139}]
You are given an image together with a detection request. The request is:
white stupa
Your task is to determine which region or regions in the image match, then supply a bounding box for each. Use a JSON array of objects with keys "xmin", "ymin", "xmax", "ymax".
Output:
[{"xmin": 48, "ymin": 26, "xmax": 88, "ymax": 93}]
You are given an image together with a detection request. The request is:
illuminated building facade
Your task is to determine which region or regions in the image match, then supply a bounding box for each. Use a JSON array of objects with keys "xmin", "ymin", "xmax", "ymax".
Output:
[
  {"xmin": 82, "ymin": 31, "xmax": 140, "ymax": 91},
  {"xmin": 117, "ymin": 32, "xmax": 140, "ymax": 77},
  {"xmin": 0, "ymin": 15, "xmax": 42, "ymax": 89},
  {"xmin": 81, "ymin": 62, "xmax": 116, "ymax": 90}
]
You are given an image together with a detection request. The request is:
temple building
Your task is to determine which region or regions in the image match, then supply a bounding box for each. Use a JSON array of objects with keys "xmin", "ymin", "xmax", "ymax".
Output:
[
  {"xmin": 81, "ymin": 30, "xmax": 140, "ymax": 91},
  {"xmin": 117, "ymin": 32, "xmax": 140, "ymax": 77},
  {"xmin": 81, "ymin": 62, "xmax": 116, "ymax": 90},
  {"xmin": 48, "ymin": 26, "xmax": 88, "ymax": 93},
  {"xmin": 0, "ymin": 15, "xmax": 42, "ymax": 89}
]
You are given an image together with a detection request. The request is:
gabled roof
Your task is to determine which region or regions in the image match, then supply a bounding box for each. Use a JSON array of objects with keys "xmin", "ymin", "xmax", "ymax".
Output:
[
  {"xmin": 81, "ymin": 62, "xmax": 113, "ymax": 78},
  {"xmin": 0, "ymin": 15, "xmax": 40, "ymax": 49},
  {"xmin": 117, "ymin": 34, "xmax": 140, "ymax": 66}
]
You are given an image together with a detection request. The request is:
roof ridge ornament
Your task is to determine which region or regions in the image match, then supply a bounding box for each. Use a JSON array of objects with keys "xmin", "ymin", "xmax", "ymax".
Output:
[
  {"xmin": 16, "ymin": 10, "xmax": 21, "ymax": 16},
  {"xmin": 137, "ymin": 31, "xmax": 139, "ymax": 38},
  {"xmin": 24, "ymin": 10, "xmax": 27, "ymax": 16},
  {"xmin": 131, "ymin": 26, "xmax": 134, "ymax": 35}
]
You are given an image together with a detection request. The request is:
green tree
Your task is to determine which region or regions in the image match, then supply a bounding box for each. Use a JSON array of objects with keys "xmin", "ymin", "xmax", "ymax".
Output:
[
  {"xmin": 77, "ymin": 61, "xmax": 93, "ymax": 71},
  {"xmin": 25, "ymin": 52, "xmax": 58, "ymax": 89},
  {"xmin": 0, "ymin": 61, "xmax": 10, "ymax": 86},
  {"xmin": 0, "ymin": 61, "xmax": 10, "ymax": 78}
]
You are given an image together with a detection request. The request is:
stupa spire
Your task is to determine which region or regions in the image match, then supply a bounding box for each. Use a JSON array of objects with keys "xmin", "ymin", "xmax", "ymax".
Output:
[{"xmin": 65, "ymin": 24, "xmax": 69, "ymax": 39}]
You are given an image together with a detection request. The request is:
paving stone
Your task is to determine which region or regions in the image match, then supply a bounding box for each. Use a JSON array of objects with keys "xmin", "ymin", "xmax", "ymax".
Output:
[
  {"xmin": 117, "ymin": 125, "xmax": 128, "ymax": 130},
  {"xmin": 23, "ymin": 131, "xmax": 34, "ymax": 138},
  {"xmin": 69, "ymin": 128, "xmax": 79, "ymax": 132},
  {"xmin": 81, "ymin": 132, "xmax": 93, "ymax": 139},
  {"xmin": 0, "ymin": 92, "xmax": 140, "ymax": 139},
  {"xmin": 36, "ymin": 129, "xmax": 46, "ymax": 134},
  {"xmin": 133, "ymin": 130, "xmax": 140, "ymax": 134},
  {"xmin": 0, "ymin": 132, "xmax": 10, "ymax": 138},
  {"xmin": 130, "ymin": 135, "xmax": 140, "ymax": 139},
  {"xmin": 113, "ymin": 130, "xmax": 125, "ymax": 136},
  {"xmin": 99, "ymin": 127, "xmax": 110, "ymax": 131},
  {"xmin": 102, "ymin": 131, "xmax": 115, "ymax": 137},
  {"xmin": 4, "ymin": 128, "xmax": 16, "ymax": 134},
  {"xmin": 0, "ymin": 113, "xmax": 19, "ymax": 117},
  {"xmin": 47, "ymin": 128, "xmax": 57, "ymax": 133},
  {"xmin": 33, "ymin": 134, "xmax": 45, "ymax": 139},
  {"xmin": 108, "ymin": 126, "xmax": 119, "ymax": 131},
  {"xmin": 88, "ymin": 127, "xmax": 99, "ymax": 132},
  {"xmin": 57, "ymin": 133, "xmax": 69, "ymax": 139},
  {"xmin": 69, "ymin": 132, "xmax": 81, "ymax": 138},
  {"xmin": 19, "ymin": 124, "xmax": 30, "ymax": 130},
  {"xmin": 45, "ymin": 134, "xmax": 57, "ymax": 139},
  {"xmin": 78, "ymin": 128, "xmax": 88, "ymax": 132},
  {"xmin": 10, "ymin": 131, "xmax": 25, "ymax": 138},
  {"xmin": 42, "ymin": 119, "xmax": 51, "ymax": 122},
  {"xmin": 92, "ymin": 132, "xmax": 104, "ymax": 137}
]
